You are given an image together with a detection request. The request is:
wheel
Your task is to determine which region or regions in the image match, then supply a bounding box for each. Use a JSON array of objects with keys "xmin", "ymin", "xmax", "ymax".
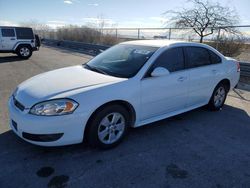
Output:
[
  {"xmin": 208, "ymin": 83, "xmax": 228, "ymax": 111},
  {"xmin": 86, "ymin": 105, "xmax": 129, "ymax": 149},
  {"xmin": 17, "ymin": 45, "xmax": 32, "ymax": 59}
]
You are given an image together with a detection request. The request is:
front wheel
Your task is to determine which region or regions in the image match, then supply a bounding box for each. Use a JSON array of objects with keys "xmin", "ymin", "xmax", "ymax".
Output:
[
  {"xmin": 208, "ymin": 83, "xmax": 228, "ymax": 111},
  {"xmin": 17, "ymin": 45, "xmax": 32, "ymax": 59},
  {"xmin": 86, "ymin": 105, "xmax": 129, "ymax": 149}
]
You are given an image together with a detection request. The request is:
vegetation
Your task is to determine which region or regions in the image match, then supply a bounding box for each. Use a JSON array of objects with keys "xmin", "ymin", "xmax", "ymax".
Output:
[
  {"xmin": 164, "ymin": 0, "xmax": 239, "ymax": 43},
  {"xmin": 208, "ymin": 35, "xmax": 246, "ymax": 57},
  {"xmin": 20, "ymin": 20, "xmax": 119, "ymax": 45}
]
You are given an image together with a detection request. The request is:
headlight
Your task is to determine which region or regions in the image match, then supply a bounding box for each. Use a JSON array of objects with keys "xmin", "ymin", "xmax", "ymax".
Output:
[{"xmin": 30, "ymin": 99, "xmax": 78, "ymax": 116}]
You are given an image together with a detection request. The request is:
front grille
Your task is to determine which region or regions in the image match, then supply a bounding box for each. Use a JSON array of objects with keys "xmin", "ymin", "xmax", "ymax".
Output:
[
  {"xmin": 13, "ymin": 97, "xmax": 25, "ymax": 111},
  {"xmin": 22, "ymin": 132, "xmax": 64, "ymax": 142}
]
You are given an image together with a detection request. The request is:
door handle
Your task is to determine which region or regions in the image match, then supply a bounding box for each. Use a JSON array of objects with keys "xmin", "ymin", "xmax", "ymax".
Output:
[
  {"xmin": 10, "ymin": 38, "xmax": 16, "ymax": 40},
  {"xmin": 177, "ymin": 76, "xmax": 187, "ymax": 82},
  {"xmin": 212, "ymin": 70, "xmax": 218, "ymax": 74}
]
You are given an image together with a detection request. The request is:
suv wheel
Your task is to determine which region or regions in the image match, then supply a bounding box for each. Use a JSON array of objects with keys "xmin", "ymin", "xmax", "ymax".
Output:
[
  {"xmin": 208, "ymin": 83, "xmax": 228, "ymax": 111},
  {"xmin": 87, "ymin": 105, "xmax": 129, "ymax": 149},
  {"xmin": 17, "ymin": 45, "xmax": 32, "ymax": 59}
]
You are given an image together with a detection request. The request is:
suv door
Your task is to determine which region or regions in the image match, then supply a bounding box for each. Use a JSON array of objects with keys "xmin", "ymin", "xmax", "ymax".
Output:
[
  {"xmin": 140, "ymin": 47, "xmax": 189, "ymax": 121},
  {"xmin": 184, "ymin": 46, "xmax": 223, "ymax": 107},
  {"xmin": 0, "ymin": 28, "xmax": 16, "ymax": 50}
]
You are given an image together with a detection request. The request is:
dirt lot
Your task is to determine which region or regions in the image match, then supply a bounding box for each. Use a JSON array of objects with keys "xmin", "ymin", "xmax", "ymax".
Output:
[{"xmin": 0, "ymin": 46, "xmax": 250, "ymax": 188}]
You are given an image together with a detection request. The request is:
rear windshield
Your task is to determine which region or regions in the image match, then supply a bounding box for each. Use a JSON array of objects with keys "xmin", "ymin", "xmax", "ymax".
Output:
[{"xmin": 16, "ymin": 28, "xmax": 34, "ymax": 39}]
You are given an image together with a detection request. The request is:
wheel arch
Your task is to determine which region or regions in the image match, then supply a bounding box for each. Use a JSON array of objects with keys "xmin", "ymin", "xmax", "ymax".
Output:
[
  {"xmin": 84, "ymin": 100, "xmax": 136, "ymax": 140},
  {"xmin": 14, "ymin": 43, "xmax": 32, "ymax": 51},
  {"xmin": 217, "ymin": 78, "xmax": 231, "ymax": 92}
]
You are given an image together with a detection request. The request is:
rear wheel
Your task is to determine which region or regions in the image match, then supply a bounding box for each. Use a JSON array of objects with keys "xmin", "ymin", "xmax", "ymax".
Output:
[
  {"xmin": 86, "ymin": 105, "xmax": 129, "ymax": 149},
  {"xmin": 208, "ymin": 83, "xmax": 228, "ymax": 111},
  {"xmin": 17, "ymin": 45, "xmax": 32, "ymax": 59}
]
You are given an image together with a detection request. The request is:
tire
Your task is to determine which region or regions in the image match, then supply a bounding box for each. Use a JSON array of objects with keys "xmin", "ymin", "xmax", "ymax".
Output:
[
  {"xmin": 86, "ymin": 105, "xmax": 130, "ymax": 149},
  {"xmin": 35, "ymin": 34, "xmax": 41, "ymax": 47},
  {"xmin": 208, "ymin": 83, "xmax": 228, "ymax": 111},
  {"xmin": 17, "ymin": 45, "xmax": 32, "ymax": 59}
]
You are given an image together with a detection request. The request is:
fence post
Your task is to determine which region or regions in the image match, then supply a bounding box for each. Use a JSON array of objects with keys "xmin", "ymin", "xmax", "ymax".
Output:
[
  {"xmin": 137, "ymin": 28, "xmax": 140, "ymax": 39},
  {"xmin": 216, "ymin": 28, "xmax": 221, "ymax": 50},
  {"xmin": 115, "ymin": 29, "xmax": 118, "ymax": 39},
  {"xmin": 168, "ymin": 28, "xmax": 172, "ymax": 40}
]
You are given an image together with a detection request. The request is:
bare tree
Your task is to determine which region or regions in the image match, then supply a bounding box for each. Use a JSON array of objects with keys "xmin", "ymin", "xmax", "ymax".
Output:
[{"xmin": 164, "ymin": 0, "xmax": 239, "ymax": 43}]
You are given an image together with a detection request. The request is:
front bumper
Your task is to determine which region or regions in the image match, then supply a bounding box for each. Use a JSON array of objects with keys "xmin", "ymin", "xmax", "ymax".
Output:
[{"xmin": 8, "ymin": 97, "xmax": 88, "ymax": 146}]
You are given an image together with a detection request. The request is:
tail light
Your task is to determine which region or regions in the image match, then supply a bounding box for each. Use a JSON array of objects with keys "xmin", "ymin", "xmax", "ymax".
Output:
[{"xmin": 235, "ymin": 61, "xmax": 240, "ymax": 72}]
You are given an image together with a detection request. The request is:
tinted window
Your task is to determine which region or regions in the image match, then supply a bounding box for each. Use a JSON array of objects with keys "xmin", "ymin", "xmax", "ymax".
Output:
[
  {"xmin": 209, "ymin": 50, "xmax": 221, "ymax": 64},
  {"xmin": 186, "ymin": 47, "xmax": 211, "ymax": 68},
  {"xmin": 152, "ymin": 47, "xmax": 185, "ymax": 72},
  {"xmin": 1, "ymin": 29, "xmax": 15, "ymax": 37},
  {"xmin": 16, "ymin": 28, "xmax": 34, "ymax": 39}
]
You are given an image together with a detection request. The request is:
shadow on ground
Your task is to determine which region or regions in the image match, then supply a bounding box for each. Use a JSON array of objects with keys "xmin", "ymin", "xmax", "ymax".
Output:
[
  {"xmin": 0, "ymin": 55, "xmax": 25, "ymax": 64},
  {"xmin": 0, "ymin": 104, "xmax": 250, "ymax": 188}
]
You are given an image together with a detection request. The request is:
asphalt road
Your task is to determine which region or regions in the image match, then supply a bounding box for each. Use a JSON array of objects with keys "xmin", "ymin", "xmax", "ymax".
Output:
[{"xmin": 0, "ymin": 46, "xmax": 250, "ymax": 188}]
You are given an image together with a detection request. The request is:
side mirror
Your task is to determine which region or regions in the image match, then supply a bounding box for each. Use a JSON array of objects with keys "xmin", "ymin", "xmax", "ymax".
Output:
[{"xmin": 151, "ymin": 67, "xmax": 170, "ymax": 77}]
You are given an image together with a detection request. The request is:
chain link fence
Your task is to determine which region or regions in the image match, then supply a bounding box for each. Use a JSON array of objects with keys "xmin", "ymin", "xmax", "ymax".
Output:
[{"xmin": 101, "ymin": 25, "xmax": 250, "ymax": 42}]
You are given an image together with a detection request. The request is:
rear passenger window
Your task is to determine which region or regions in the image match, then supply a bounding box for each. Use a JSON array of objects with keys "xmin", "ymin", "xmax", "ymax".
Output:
[
  {"xmin": 152, "ymin": 47, "xmax": 185, "ymax": 72},
  {"xmin": 1, "ymin": 29, "xmax": 15, "ymax": 37},
  {"xmin": 209, "ymin": 50, "xmax": 221, "ymax": 64},
  {"xmin": 16, "ymin": 28, "xmax": 34, "ymax": 39},
  {"xmin": 186, "ymin": 47, "xmax": 211, "ymax": 68}
]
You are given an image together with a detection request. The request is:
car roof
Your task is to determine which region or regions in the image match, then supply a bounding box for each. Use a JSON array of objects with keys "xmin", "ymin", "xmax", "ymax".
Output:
[
  {"xmin": 121, "ymin": 39, "xmax": 209, "ymax": 48},
  {"xmin": 121, "ymin": 39, "xmax": 224, "ymax": 59},
  {"xmin": 0, "ymin": 26, "xmax": 32, "ymax": 29}
]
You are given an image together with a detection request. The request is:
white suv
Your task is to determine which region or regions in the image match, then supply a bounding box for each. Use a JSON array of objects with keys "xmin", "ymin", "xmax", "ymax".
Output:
[{"xmin": 0, "ymin": 26, "xmax": 40, "ymax": 59}]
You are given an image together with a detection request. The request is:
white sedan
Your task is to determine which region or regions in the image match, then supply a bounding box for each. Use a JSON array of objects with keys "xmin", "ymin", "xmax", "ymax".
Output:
[{"xmin": 8, "ymin": 40, "xmax": 240, "ymax": 148}]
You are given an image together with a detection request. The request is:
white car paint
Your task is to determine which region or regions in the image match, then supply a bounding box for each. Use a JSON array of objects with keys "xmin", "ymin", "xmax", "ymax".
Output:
[{"xmin": 8, "ymin": 40, "xmax": 240, "ymax": 146}]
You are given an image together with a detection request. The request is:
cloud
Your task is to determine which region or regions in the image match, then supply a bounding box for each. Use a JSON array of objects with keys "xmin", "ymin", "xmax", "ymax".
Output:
[
  {"xmin": 0, "ymin": 20, "xmax": 18, "ymax": 26},
  {"xmin": 88, "ymin": 3, "xmax": 99, "ymax": 6},
  {"xmin": 82, "ymin": 17, "xmax": 116, "ymax": 25},
  {"xmin": 47, "ymin": 20, "xmax": 66, "ymax": 24},
  {"xmin": 149, "ymin": 17, "xmax": 169, "ymax": 23},
  {"xmin": 64, "ymin": 0, "xmax": 73, "ymax": 4},
  {"xmin": 47, "ymin": 20, "xmax": 67, "ymax": 28}
]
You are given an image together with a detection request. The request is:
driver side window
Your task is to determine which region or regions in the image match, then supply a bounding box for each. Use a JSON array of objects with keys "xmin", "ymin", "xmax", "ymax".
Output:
[{"xmin": 151, "ymin": 47, "xmax": 185, "ymax": 73}]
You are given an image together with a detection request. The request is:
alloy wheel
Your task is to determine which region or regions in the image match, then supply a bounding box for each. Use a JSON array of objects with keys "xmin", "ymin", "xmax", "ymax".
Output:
[
  {"xmin": 214, "ymin": 86, "xmax": 226, "ymax": 107},
  {"xmin": 97, "ymin": 112, "xmax": 125, "ymax": 144}
]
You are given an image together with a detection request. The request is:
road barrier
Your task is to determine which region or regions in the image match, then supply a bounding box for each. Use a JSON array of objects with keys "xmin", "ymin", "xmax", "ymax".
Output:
[
  {"xmin": 42, "ymin": 39, "xmax": 110, "ymax": 56},
  {"xmin": 240, "ymin": 62, "xmax": 250, "ymax": 77},
  {"xmin": 42, "ymin": 39, "xmax": 250, "ymax": 77}
]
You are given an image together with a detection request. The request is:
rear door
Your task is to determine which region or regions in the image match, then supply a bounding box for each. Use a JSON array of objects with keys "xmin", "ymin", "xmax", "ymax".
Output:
[
  {"xmin": 0, "ymin": 28, "xmax": 17, "ymax": 50},
  {"xmin": 15, "ymin": 27, "xmax": 35, "ymax": 47},
  {"xmin": 184, "ymin": 46, "xmax": 223, "ymax": 107}
]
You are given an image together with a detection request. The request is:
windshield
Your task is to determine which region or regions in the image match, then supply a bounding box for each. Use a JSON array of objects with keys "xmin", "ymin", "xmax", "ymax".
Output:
[{"xmin": 85, "ymin": 44, "xmax": 158, "ymax": 78}]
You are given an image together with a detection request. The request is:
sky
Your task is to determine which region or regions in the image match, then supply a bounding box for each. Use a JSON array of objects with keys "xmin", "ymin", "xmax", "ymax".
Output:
[{"xmin": 0, "ymin": 0, "xmax": 250, "ymax": 29}]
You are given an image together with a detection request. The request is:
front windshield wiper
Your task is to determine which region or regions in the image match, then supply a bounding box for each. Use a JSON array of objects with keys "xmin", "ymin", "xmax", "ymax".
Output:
[{"xmin": 84, "ymin": 64, "xmax": 108, "ymax": 75}]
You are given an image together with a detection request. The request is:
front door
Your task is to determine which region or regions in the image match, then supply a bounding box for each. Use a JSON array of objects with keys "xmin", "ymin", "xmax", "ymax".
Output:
[{"xmin": 140, "ymin": 47, "xmax": 189, "ymax": 121}]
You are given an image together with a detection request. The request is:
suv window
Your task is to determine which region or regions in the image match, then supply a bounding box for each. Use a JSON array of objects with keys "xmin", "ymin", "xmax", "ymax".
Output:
[
  {"xmin": 151, "ymin": 47, "xmax": 185, "ymax": 72},
  {"xmin": 185, "ymin": 47, "xmax": 211, "ymax": 68},
  {"xmin": 209, "ymin": 50, "xmax": 221, "ymax": 64},
  {"xmin": 16, "ymin": 28, "xmax": 34, "ymax": 39},
  {"xmin": 1, "ymin": 28, "xmax": 15, "ymax": 37}
]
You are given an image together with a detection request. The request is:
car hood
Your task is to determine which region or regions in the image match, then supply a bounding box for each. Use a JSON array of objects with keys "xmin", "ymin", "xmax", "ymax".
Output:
[{"xmin": 14, "ymin": 65, "xmax": 125, "ymax": 108}]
